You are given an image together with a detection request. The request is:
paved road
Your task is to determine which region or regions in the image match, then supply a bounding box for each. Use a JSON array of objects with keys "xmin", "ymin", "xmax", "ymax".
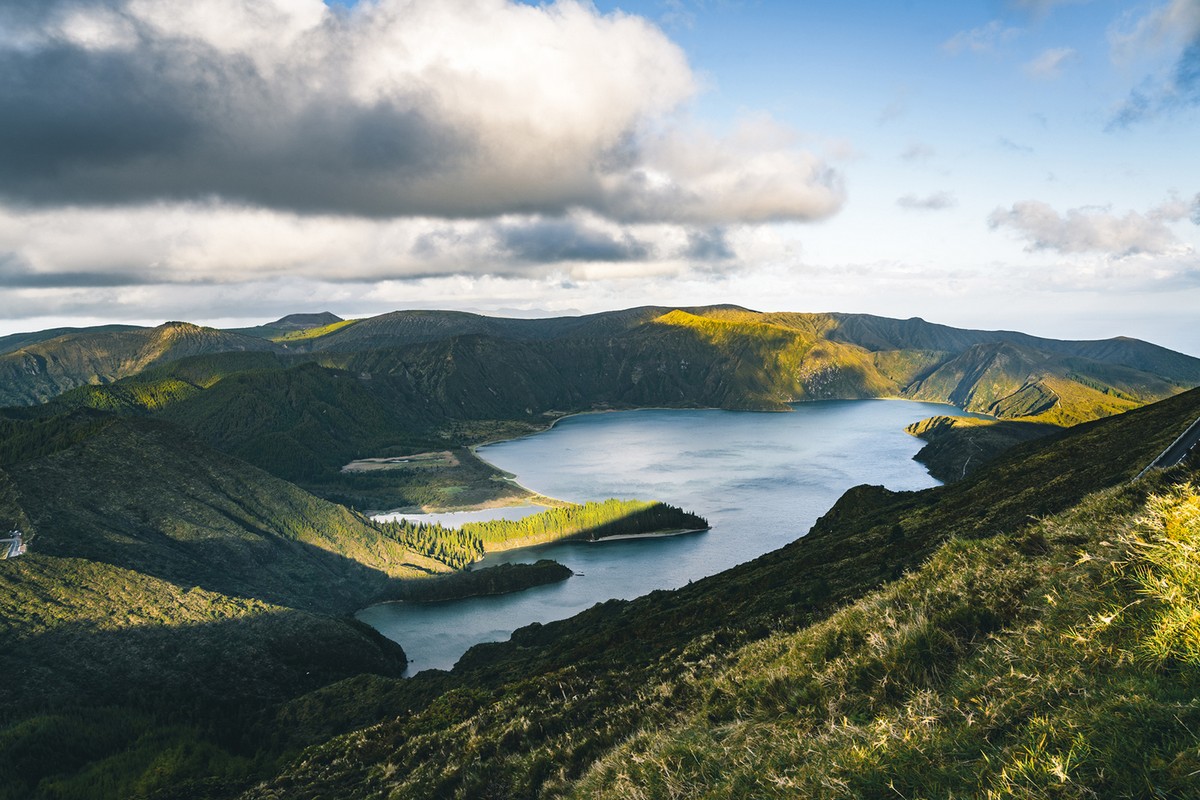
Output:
[
  {"xmin": 1153, "ymin": 416, "xmax": 1200, "ymax": 469},
  {"xmin": 1137, "ymin": 415, "xmax": 1200, "ymax": 481}
]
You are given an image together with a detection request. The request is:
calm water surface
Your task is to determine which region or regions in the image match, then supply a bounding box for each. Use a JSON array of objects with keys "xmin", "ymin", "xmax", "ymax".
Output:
[{"xmin": 357, "ymin": 400, "xmax": 975, "ymax": 672}]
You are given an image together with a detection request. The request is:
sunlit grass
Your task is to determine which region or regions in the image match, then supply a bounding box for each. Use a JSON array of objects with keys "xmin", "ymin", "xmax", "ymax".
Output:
[{"xmin": 572, "ymin": 475, "xmax": 1200, "ymax": 799}]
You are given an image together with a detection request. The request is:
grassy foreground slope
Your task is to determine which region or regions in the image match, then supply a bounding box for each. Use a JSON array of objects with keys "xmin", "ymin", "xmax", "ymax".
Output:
[
  {"xmin": 576, "ymin": 477, "xmax": 1200, "ymax": 798},
  {"xmin": 237, "ymin": 390, "xmax": 1200, "ymax": 800}
]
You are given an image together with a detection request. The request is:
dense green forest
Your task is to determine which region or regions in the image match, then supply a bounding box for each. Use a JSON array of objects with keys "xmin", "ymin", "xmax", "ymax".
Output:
[{"xmin": 374, "ymin": 500, "xmax": 709, "ymax": 567}]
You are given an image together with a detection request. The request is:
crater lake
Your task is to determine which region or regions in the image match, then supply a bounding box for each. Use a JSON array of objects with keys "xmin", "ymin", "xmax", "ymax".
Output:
[{"xmin": 358, "ymin": 400, "xmax": 980, "ymax": 671}]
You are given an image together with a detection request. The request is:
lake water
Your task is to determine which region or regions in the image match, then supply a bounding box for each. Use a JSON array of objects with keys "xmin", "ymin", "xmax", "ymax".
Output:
[{"xmin": 357, "ymin": 400, "xmax": 974, "ymax": 672}]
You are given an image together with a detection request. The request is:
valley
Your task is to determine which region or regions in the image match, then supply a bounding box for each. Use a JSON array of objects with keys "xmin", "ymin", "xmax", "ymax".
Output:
[{"xmin": 0, "ymin": 306, "xmax": 1197, "ymax": 798}]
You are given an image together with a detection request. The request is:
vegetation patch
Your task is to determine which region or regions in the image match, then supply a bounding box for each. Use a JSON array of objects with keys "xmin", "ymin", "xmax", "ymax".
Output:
[{"xmin": 375, "ymin": 499, "xmax": 709, "ymax": 568}]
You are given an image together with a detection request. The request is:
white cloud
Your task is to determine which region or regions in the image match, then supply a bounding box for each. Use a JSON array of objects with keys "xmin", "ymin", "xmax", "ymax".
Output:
[
  {"xmin": 897, "ymin": 192, "xmax": 957, "ymax": 211},
  {"xmin": 942, "ymin": 21, "xmax": 1023, "ymax": 55},
  {"xmin": 1109, "ymin": 0, "xmax": 1200, "ymax": 63},
  {"xmin": 987, "ymin": 198, "xmax": 1195, "ymax": 256},
  {"xmin": 0, "ymin": 202, "xmax": 753, "ymax": 287},
  {"xmin": 600, "ymin": 117, "xmax": 844, "ymax": 224},
  {"xmin": 1024, "ymin": 47, "xmax": 1077, "ymax": 78}
]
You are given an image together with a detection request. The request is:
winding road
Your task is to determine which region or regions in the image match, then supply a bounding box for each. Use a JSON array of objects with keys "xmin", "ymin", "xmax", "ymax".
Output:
[{"xmin": 1136, "ymin": 415, "xmax": 1200, "ymax": 480}]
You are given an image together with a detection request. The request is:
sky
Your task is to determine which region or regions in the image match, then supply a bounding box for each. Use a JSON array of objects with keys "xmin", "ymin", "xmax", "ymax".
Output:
[{"xmin": 0, "ymin": 0, "xmax": 1197, "ymax": 353}]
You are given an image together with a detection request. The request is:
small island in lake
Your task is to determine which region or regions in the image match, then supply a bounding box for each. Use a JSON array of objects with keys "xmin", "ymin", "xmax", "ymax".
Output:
[
  {"xmin": 371, "ymin": 499, "xmax": 709, "ymax": 602},
  {"xmin": 375, "ymin": 498, "xmax": 710, "ymax": 570}
]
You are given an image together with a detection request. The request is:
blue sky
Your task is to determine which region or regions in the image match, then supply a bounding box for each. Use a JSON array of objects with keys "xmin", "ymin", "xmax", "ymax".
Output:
[{"xmin": 0, "ymin": 0, "xmax": 1196, "ymax": 352}]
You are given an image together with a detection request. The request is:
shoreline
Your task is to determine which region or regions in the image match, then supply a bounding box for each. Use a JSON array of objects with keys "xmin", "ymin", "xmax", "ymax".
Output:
[
  {"xmin": 587, "ymin": 526, "xmax": 710, "ymax": 543},
  {"xmin": 376, "ymin": 398, "xmax": 980, "ymax": 516}
]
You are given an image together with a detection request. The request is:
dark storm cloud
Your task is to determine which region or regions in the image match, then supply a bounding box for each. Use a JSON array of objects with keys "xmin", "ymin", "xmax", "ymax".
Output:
[
  {"xmin": 684, "ymin": 228, "xmax": 734, "ymax": 261},
  {"xmin": 0, "ymin": 41, "xmax": 465, "ymax": 216},
  {"xmin": 0, "ymin": 45, "xmax": 201, "ymax": 178},
  {"xmin": 496, "ymin": 219, "xmax": 650, "ymax": 263},
  {"xmin": 0, "ymin": 253, "xmax": 148, "ymax": 288},
  {"xmin": 0, "ymin": 0, "xmax": 843, "ymax": 224}
]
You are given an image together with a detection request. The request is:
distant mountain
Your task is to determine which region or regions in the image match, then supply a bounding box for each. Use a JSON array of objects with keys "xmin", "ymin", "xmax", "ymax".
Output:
[
  {"xmin": 5, "ymin": 307, "xmax": 1199, "ymax": 462},
  {"xmin": 268, "ymin": 311, "xmax": 343, "ymax": 330},
  {"xmin": 0, "ymin": 321, "xmax": 279, "ymax": 406}
]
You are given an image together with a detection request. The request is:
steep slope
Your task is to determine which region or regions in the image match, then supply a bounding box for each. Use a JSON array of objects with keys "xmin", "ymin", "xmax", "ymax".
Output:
[
  {"xmin": 0, "ymin": 410, "xmax": 432, "ymax": 800},
  {"xmin": 0, "ymin": 322, "xmax": 280, "ymax": 406},
  {"xmin": 575, "ymin": 475, "xmax": 1200, "ymax": 799},
  {"xmin": 904, "ymin": 415, "xmax": 1059, "ymax": 482},
  {"xmin": 2, "ymin": 413, "xmax": 445, "ymax": 611},
  {"xmin": 903, "ymin": 340, "xmax": 1181, "ymax": 425},
  {"xmin": 238, "ymin": 387, "xmax": 1200, "ymax": 800}
]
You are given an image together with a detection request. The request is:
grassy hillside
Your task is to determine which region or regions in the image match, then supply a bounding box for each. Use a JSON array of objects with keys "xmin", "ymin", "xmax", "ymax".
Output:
[
  {"xmin": 2, "ymin": 414, "xmax": 447, "ymax": 612},
  {"xmin": 575, "ymin": 476, "xmax": 1200, "ymax": 799},
  {"xmin": 234, "ymin": 388, "xmax": 1200, "ymax": 800},
  {"xmin": 0, "ymin": 410, "xmax": 428, "ymax": 800}
]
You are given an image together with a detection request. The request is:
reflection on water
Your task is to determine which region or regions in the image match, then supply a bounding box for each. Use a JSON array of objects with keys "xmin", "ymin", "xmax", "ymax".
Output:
[
  {"xmin": 374, "ymin": 505, "xmax": 547, "ymax": 528},
  {"xmin": 357, "ymin": 400, "xmax": 975, "ymax": 672}
]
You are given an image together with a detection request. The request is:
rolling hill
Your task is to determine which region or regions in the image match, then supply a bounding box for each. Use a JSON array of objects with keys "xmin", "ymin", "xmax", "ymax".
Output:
[
  {"xmin": 5, "ymin": 306, "xmax": 1196, "ymax": 503},
  {"xmin": 4, "ymin": 308, "xmax": 1197, "ymax": 430},
  {"xmin": 0, "ymin": 321, "xmax": 279, "ymax": 406}
]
